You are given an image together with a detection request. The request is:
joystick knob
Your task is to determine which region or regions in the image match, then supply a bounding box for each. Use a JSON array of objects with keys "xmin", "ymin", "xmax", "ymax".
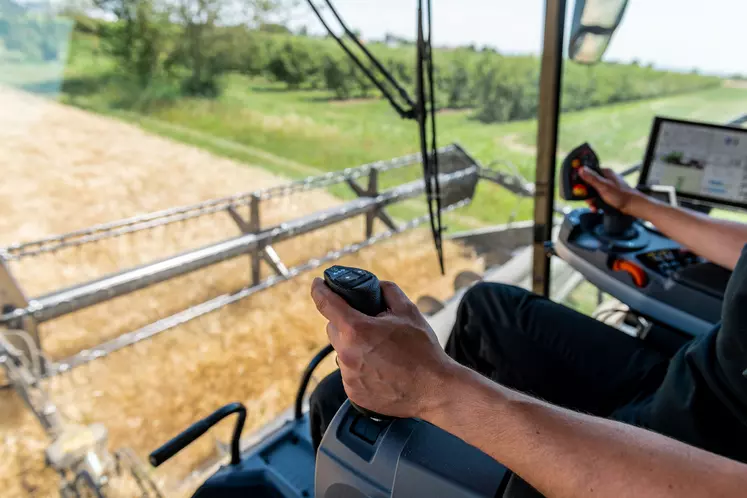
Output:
[
  {"xmin": 560, "ymin": 142, "xmax": 603, "ymax": 202},
  {"xmin": 602, "ymin": 213, "xmax": 635, "ymax": 239},
  {"xmin": 323, "ymin": 265, "xmax": 391, "ymax": 421},
  {"xmin": 560, "ymin": 143, "xmax": 636, "ymax": 240}
]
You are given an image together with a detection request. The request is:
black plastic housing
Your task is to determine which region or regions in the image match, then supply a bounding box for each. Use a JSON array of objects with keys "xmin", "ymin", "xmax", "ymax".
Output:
[
  {"xmin": 559, "ymin": 142, "xmax": 602, "ymax": 201},
  {"xmin": 323, "ymin": 266, "xmax": 386, "ymax": 317}
]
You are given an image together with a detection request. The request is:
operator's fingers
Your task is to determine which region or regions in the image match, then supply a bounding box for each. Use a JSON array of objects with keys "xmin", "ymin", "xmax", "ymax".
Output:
[
  {"xmin": 379, "ymin": 281, "xmax": 417, "ymax": 315},
  {"xmin": 601, "ymin": 168, "xmax": 618, "ymax": 181},
  {"xmin": 328, "ymin": 322, "xmax": 364, "ymax": 369},
  {"xmin": 326, "ymin": 322, "xmax": 345, "ymax": 350},
  {"xmin": 579, "ymin": 166, "xmax": 604, "ymax": 186},
  {"xmin": 578, "ymin": 166, "xmax": 607, "ymax": 188},
  {"xmin": 311, "ymin": 278, "xmax": 367, "ymax": 330}
]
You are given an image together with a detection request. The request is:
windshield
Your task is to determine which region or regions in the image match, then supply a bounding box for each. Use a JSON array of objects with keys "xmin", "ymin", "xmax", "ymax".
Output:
[{"xmin": 1, "ymin": 0, "xmax": 745, "ymax": 495}]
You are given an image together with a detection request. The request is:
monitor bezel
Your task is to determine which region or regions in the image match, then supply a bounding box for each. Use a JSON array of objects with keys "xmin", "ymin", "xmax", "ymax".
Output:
[{"xmin": 638, "ymin": 116, "xmax": 747, "ymax": 211}]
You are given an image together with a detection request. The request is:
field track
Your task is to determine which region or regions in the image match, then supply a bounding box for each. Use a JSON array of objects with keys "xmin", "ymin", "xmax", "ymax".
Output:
[{"xmin": 0, "ymin": 88, "xmax": 482, "ymax": 497}]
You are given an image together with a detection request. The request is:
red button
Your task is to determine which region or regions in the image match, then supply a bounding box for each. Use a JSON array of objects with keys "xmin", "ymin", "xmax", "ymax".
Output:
[
  {"xmin": 572, "ymin": 184, "xmax": 588, "ymax": 197},
  {"xmin": 612, "ymin": 260, "xmax": 649, "ymax": 288}
]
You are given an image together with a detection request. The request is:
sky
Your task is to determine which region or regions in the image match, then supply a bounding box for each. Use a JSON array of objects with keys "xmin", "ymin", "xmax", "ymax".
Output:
[{"xmin": 293, "ymin": 0, "xmax": 746, "ymax": 76}]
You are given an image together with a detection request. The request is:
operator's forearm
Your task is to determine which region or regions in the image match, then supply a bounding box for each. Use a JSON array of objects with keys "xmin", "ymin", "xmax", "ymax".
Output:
[
  {"xmin": 425, "ymin": 364, "xmax": 747, "ymax": 498},
  {"xmin": 628, "ymin": 195, "xmax": 747, "ymax": 270}
]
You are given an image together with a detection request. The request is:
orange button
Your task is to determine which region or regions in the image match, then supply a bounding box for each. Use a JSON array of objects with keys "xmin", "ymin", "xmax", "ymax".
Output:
[
  {"xmin": 572, "ymin": 159, "xmax": 582, "ymax": 168},
  {"xmin": 612, "ymin": 260, "xmax": 649, "ymax": 288},
  {"xmin": 572, "ymin": 184, "xmax": 588, "ymax": 197}
]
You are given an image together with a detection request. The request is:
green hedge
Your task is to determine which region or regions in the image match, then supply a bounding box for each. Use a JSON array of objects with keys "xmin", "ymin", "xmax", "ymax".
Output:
[
  {"xmin": 66, "ymin": 16, "xmax": 721, "ymax": 122},
  {"xmin": 228, "ymin": 32, "xmax": 720, "ymax": 123}
]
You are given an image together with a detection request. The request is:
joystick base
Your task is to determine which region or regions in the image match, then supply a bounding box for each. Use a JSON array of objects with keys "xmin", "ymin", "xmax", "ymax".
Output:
[
  {"xmin": 601, "ymin": 213, "xmax": 636, "ymax": 239},
  {"xmin": 592, "ymin": 224, "xmax": 648, "ymax": 251}
]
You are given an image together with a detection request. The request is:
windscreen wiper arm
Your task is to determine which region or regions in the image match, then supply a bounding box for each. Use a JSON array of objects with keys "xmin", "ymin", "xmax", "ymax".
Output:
[
  {"xmin": 304, "ymin": 0, "xmax": 445, "ymax": 273},
  {"xmin": 304, "ymin": 0, "xmax": 416, "ymax": 119}
]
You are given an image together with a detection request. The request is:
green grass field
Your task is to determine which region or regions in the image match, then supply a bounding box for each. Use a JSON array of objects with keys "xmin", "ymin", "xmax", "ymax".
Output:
[
  {"xmin": 6, "ymin": 47, "xmax": 747, "ymax": 315},
  {"xmin": 87, "ymin": 78, "xmax": 747, "ymax": 226},
  {"xmin": 8, "ymin": 48, "xmax": 747, "ymax": 230}
]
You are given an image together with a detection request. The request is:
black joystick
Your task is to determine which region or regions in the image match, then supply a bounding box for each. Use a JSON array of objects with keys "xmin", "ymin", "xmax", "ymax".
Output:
[
  {"xmin": 323, "ymin": 265, "xmax": 391, "ymax": 421},
  {"xmin": 560, "ymin": 143, "xmax": 636, "ymax": 239}
]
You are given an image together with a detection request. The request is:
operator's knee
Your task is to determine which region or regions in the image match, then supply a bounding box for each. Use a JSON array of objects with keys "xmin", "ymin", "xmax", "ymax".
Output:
[
  {"xmin": 462, "ymin": 281, "xmax": 527, "ymax": 316},
  {"xmin": 445, "ymin": 282, "xmax": 531, "ymax": 374},
  {"xmin": 309, "ymin": 370, "xmax": 347, "ymax": 450},
  {"xmin": 455, "ymin": 282, "xmax": 529, "ymax": 337}
]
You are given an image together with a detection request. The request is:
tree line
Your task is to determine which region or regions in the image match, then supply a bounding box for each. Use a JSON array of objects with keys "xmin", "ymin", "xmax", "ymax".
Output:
[
  {"xmin": 1, "ymin": 0, "xmax": 722, "ymax": 123},
  {"xmin": 249, "ymin": 34, "xmax": 721, "ymax": 122}
]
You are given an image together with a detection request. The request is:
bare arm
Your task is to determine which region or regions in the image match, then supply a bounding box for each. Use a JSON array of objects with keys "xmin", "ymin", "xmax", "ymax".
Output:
[
  {"xmin": 628, "ymin": 195, "xmax": 747, "ymax": 270},
  {"xmin": 310, "ymin": 280, "xmax": 747, "ymax": 498},
  {"xmin": 580, "ymin": 167, "xmax": 747, "ymax": 270},
  {"xmin": 428, "ymin": 364, "xmax": 747, "ymax": 498}
]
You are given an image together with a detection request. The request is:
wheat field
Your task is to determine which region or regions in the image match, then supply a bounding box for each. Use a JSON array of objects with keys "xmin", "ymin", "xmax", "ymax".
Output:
[{"xmin": 0, "ymin": 89, "xmax": 483, "ymax": 497}]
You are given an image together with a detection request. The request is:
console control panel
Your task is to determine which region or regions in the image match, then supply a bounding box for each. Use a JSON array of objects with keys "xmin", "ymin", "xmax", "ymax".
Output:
[
  {"xmin": 555, "ymin": 208, "xmax": 724, "ymax": 338},
  {"xmin": 638, "ymin": 249, "xmax": 702, "ymax": 278},
  {"xmin": 554, "ymin": 142, "xmax": 727, "ymax": 338}
]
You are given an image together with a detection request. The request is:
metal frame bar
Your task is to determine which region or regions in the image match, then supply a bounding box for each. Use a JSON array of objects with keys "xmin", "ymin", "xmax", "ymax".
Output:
[
  {"xmin": 532, "ymin": 0, "xmax": 567, "ymax": 297},
  {"xmin": 1, "ymin": 148, "xmax": 479, "ymax": 379},
  {"xmin": 478, "ymin": 167, "xmax": 535, "ymax": 197},
  {"xmin": 0, "ymin": 334, "xmax": 63, "ymax": 433},
  {"xmin": 346, "ymin": 169, "xmax": 398, "ymax": 237},
  {"xmin": 0, "ymin": 256, "xmax": 42, "ymax": 374},
  {"xmin": 49, "ymin": 199, "xmax": 472, "ymax": 377},
  {"xmin": 3, "ymin": 146, "xmax": 462, "ymax": 261},
  {"xmin": 226, "ymin": 198, "xmax": 291, "ymax": 284},
  {"xmin": 2, "ymin": 167, "xmax": 476, "ymax": 328}
]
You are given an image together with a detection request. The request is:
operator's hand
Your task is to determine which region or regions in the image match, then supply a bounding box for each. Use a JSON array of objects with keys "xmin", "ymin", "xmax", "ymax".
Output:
[
  {"xmin": 310, "ymin": 278, "xmax": 454, "ymax": 419},
  {"xmin": 579, "ymin": 167, "xmax": 643, "ymax": 214}
]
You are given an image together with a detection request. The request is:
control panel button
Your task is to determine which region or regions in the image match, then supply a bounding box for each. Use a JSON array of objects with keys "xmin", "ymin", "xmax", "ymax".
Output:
[
  {"xmin": 572, "ymin": 185, "xmax": 588, "ymax": 197},
  {"xmin": 612, "ymin": 260, "xmax": 649, "ymax": 288},
  {"xmin": 637, "ymin": 249, "xmax": 700, "ymax": 277},
  {"xmin": 572, "ymin": 159, "xmax": 581, "ymax": 169},
  {"xmin": 328, "ymin": 267, "xmax": 370, "ymax": 287}
]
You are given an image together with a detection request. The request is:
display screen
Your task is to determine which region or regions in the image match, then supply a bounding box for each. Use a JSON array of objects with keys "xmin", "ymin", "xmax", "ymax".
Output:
[{"xmin": 639, "ymin": 118, "xmax": 747, "ymax": 209}]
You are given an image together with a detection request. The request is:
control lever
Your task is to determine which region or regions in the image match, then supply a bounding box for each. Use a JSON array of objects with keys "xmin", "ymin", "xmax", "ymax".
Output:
[
  {"xmin": 149, "ymin": 403, "xmax": 246, "ymax": 468},
  {"xmin": 323, "ymin": 265, "xmax": 391, "ymax": 421},
  {"xmin": 560, "ymin": 143, "xmax": 635, "ymax": 238}
]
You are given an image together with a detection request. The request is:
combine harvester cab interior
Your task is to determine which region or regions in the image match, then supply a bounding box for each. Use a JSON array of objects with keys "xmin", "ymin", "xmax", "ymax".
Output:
[{"xmin": 2, "ymin": 0, "xmax": 747, "ymax": 496}]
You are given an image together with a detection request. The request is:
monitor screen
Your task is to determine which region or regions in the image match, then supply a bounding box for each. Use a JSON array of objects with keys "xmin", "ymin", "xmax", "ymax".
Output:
[{"xmin": 639, "ymin": 117, "xmax": 747, "ymax": 210}]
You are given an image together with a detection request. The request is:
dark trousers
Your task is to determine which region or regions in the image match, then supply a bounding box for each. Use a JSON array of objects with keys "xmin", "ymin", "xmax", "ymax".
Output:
[{"xmin": 309, "ymin": 282, "xmax": 674, "ymax": 470}]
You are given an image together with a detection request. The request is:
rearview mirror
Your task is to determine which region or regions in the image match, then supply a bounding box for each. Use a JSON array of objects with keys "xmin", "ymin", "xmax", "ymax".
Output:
[{"xmin": 569, "ymin": 0, "xmax": 629, "ymax": 64}]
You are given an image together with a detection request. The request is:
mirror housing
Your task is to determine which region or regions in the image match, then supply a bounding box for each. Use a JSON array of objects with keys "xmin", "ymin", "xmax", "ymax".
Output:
[{"xmin": 569, "ymin": 0, "xmax": 629, "ymax": 64}]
